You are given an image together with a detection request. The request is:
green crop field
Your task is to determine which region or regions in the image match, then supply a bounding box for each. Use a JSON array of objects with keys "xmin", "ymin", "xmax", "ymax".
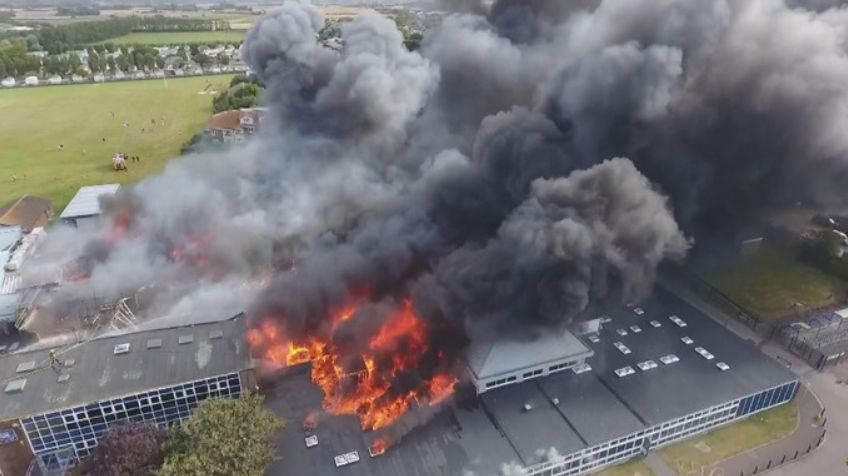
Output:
[
  {"xmin": 97, "ymin": 30, "xmax": 247, "ymax": 46},
  {"xmin": 0, "ymin": 75, "xmax": 233, "ymax": 212}
]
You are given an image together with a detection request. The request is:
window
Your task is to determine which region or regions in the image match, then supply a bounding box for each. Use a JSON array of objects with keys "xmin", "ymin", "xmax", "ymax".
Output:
[{"xmin": 21, "ymin": 372, "xmax": 243, "ymax": 463}]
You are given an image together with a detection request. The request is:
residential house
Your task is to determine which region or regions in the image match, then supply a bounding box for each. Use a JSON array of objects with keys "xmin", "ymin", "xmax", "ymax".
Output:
[
  {"xmin": 0, "ymin": 196, "xmax": 53, "ymax": 233},
  {"xmin": 205, "ymin": 108, "xmax": 266, "ymax": 143}
]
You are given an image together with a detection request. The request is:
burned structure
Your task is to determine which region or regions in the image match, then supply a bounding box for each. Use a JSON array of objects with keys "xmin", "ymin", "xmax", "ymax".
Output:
[
  {"xmin": 15, "ymin": 0, "xmax": 848, "ymax": 474},
  {"xmin": 267, "ymin": 289, "xmax": 798, "ymax": 476}
]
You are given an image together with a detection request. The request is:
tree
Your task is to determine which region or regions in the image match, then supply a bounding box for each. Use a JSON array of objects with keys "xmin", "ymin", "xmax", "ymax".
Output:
[
  {"xmin": 158, "ymin": 394, "xmax": 284, "ymax": 476},
  {"xmin": 80, "ymin": 422, "xmax": 168, "ymax": 476},
  {"xmin": 193, "ymin": 53, "xmax": 212, "ymax": 68}
]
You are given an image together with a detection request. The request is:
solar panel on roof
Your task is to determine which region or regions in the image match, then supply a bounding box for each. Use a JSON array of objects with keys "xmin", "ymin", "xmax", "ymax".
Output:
[
  {"xmin": 146, "ymin": 338, "xmax": 163, "ymax": 349},
  {"xmin": 178, "ymin": 335, "xmax": 194, "ymax": 345},
  {"xmin": 113, "ymin": 343, "xmax": 130, "ymax": 355},
  {"xmin": 57, "ymin": 374, "xmax": 70, "ymax": 383}
]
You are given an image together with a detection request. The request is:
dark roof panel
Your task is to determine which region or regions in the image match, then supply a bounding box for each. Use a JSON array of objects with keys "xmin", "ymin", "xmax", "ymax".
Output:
[{"xmin": 0, "ymin": 314, "xmax": 251, "ymax": 420}]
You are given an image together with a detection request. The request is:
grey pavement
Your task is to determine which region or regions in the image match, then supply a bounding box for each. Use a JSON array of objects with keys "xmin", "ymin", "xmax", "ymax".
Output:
[
  {"xmin": 661, "ymin": 278, "xmax": 846, "ymax": 476},
  {"xmin": 645, "ymin": 452, "xmax": 678, "ymax": 476}
]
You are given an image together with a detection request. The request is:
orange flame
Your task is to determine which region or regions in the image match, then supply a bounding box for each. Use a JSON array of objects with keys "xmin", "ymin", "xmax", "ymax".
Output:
[
  {"xmin": 370, "ymin": 437, "xmax": 391, "ymax": 457},
  {"xmin": 248, "ymin": 297, "xmax": 458, "ymax": 432}
]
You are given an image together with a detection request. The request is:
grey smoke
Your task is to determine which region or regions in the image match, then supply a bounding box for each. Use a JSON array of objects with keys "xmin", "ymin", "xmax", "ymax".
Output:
[{"xmin": 24, "ymin": 0, "xmax": 848, "ymax": 395}]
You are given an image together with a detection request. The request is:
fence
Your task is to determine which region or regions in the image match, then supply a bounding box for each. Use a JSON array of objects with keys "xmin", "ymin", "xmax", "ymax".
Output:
[{"xmin": 734, "ymin": 427, "xmax": 826, "ymax": 476}]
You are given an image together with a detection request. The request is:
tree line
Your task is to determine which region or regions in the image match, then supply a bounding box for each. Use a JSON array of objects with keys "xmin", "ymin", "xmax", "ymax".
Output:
[{"xmin": 37, "ymin": 16, "xmax": 232, "ymax": 54}]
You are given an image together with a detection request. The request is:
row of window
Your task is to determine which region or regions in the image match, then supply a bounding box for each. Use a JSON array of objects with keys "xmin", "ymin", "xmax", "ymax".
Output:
[
  {"xmin": 23, "ymin": 372, "xmax": 242, "ymax": 471},
  {"xmin": 485, "ymin": 376, "xmax": 517, "ymax": 389},
  {"xmin": 483, "ymin": 360, "xmax": 580, "ymax": 390},
  {"xmin": 736, "ymin": 381, "xmax": 798, "ymax": 418},
  {"xmin": 523, "ymin": 369, "xmax": 544, "ymax": 379},
  {"xmin": 522, "ymin": 380, "xmax": 799, "ymax": 476}
]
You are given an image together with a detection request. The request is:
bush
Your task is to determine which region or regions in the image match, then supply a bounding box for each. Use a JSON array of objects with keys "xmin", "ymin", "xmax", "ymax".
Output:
[
  {"xmin": 159, "ymin": 394, "xmax": 284, "ymax": 476},
  {"xmin": 79, "ymin": 422, "xmax": 168, "ymax": 476}
]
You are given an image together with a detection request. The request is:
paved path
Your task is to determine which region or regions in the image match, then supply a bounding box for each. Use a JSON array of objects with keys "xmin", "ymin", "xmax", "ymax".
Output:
[
  {"xmin": 645, "ymin": 452, "xmax": 678, "ymax": 476},
  {"xmin": 658, "ymin": 279, "xmax": 839, "ymax": 476}
]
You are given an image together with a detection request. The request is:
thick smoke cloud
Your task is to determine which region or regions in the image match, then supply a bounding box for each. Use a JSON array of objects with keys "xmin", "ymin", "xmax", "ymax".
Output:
[{"xmin": 25, "ymin": 0, "xmax": 848, "ymax": 406}]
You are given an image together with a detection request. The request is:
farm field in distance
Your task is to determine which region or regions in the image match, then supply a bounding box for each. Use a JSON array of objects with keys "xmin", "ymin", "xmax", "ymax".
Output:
[
  {"xmin": 0, "ymin": 75, "xmax": 233, "ymax": 212},
  {"xmin": 95, "ymin": 31, "xmax": 247, "ymax": 46}
]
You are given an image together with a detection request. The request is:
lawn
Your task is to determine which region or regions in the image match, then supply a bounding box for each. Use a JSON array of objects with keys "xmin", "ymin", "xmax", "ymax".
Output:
[
  {"xmin": 0, "ymin": 75, "xmax": 233, "ymax": 212},
  {"xmin": 659, "ymin": 400, "xmax": 798, "ymax": 472},
  {"xmin": 707, "ymin": 245, "xmax": 848, "ymax": 320},
  {"xmin": 594, "ymin": 459, "xmax": 655, "ymax": 476},
  {"xmin": 97, "ymin": 31, "xmax": 246, "ymax": 46}
]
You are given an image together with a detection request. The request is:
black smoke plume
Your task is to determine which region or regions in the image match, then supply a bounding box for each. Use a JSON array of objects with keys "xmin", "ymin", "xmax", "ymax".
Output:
[{"xmin": 25, "ymin": 0, "xmax": 848, "ymax": 421}]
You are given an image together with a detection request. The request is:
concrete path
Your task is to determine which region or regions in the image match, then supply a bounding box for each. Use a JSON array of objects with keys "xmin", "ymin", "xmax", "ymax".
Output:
[
  {"xmin": 645, "ymin": 452, "xmax": 678, "ymax": 476},
  {"xmin": 659, "ymin": 279, "xmax": 840, "ymax": 476}
]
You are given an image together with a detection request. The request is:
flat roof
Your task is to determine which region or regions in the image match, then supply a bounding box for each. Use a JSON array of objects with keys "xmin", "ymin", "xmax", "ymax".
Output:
[
  {"xmin": 264, "ymin": 286, "xmax": 799, "ymax": 475},
  {"xmin": 587, "ymin": 288, "xmax": 796, "ymax": 425},
  {"xmin": 60, "ymin": 184, "xmax": 120, "ymax": 219},
  {"xmin": 0, "ymin": 314, "xmax": 251, "ymax": 420},
  {"xmin": 482, "ymin": 381, "xmax": 585, "ymax": 465},
  {"xmin": 536, "ymin": 371, "xmax": 645, "ymax": 446},
  {"xmin": 266, "ymin": 369, "xmax": 513, "ymax": 476},
  {"xmin": 466, "ymin": 327, "xmax": 593, "ymax": 380}
]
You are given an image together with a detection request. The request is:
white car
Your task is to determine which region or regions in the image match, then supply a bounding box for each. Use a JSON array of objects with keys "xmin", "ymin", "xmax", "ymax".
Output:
[
  {"xmin": 716, "ymin": 362, "xmax": 731, "ymax": 371},
  {"xmin": 588, "ymin": 335, "xmax": 600, "ymax": 343},
  {"xmin": 660, "ymin": 354, "xmax": 680, "ymax": 365},
  {"xmin": 633, "ymin": 307, "xmax": 645, "ymax": 315},
  {"xmin": 681, "ymin": 336, "xmax": 694, "ymax": 345},
  {"xmin": 649, "ymin": 320, "xmax": 662, "ymax": 328},
  {"xmin": 616, "ymin": 328, "xmax": 629, "ymax": 336},
  {"xmin": 630, "ymin": 325, "xmax": 642, "ymax": 333}
]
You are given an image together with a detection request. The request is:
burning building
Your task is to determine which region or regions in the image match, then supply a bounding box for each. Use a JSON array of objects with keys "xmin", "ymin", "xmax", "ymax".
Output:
[
  {"xmin": 265, "ymin": 288, "xmax": 799, "ymax": 476},
  {"xmin": 13, "ymin": 0, "xmax": 848, "ymax": 473}
]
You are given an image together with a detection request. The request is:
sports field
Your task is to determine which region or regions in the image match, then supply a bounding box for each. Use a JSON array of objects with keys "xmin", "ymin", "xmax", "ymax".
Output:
[
  {"xmin": 98, "ymin": 31, "xmax": 246, "ymax": 46},
  {"xmin": 0, "ymin": 75, "xmax": 233, "ymax": 212}
]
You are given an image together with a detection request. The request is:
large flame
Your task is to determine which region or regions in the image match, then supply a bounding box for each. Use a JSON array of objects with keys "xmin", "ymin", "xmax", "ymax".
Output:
[{"xmin": 249, "ymin": 299, "xmax": 458, "ymax": 432}]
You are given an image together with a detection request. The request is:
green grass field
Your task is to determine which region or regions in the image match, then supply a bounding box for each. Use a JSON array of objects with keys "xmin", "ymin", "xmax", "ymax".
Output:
[
  {"xmin": 97, "ymin": 31, "xmax": 246, "ymax": 46},
  {"xmin": 708, "ymin": 245, "xmax": 848, "ymax": 320},
  {"xmin": 659, "ymin": 400, "xmax": 798, "ymax": 472},
  {"xmin": 595, "ymin": 459, "xmax": 655, "ymax": 476},
  {"xmin": 0, "ymin": 75, "xmax": 233, "ymax": 212}
]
